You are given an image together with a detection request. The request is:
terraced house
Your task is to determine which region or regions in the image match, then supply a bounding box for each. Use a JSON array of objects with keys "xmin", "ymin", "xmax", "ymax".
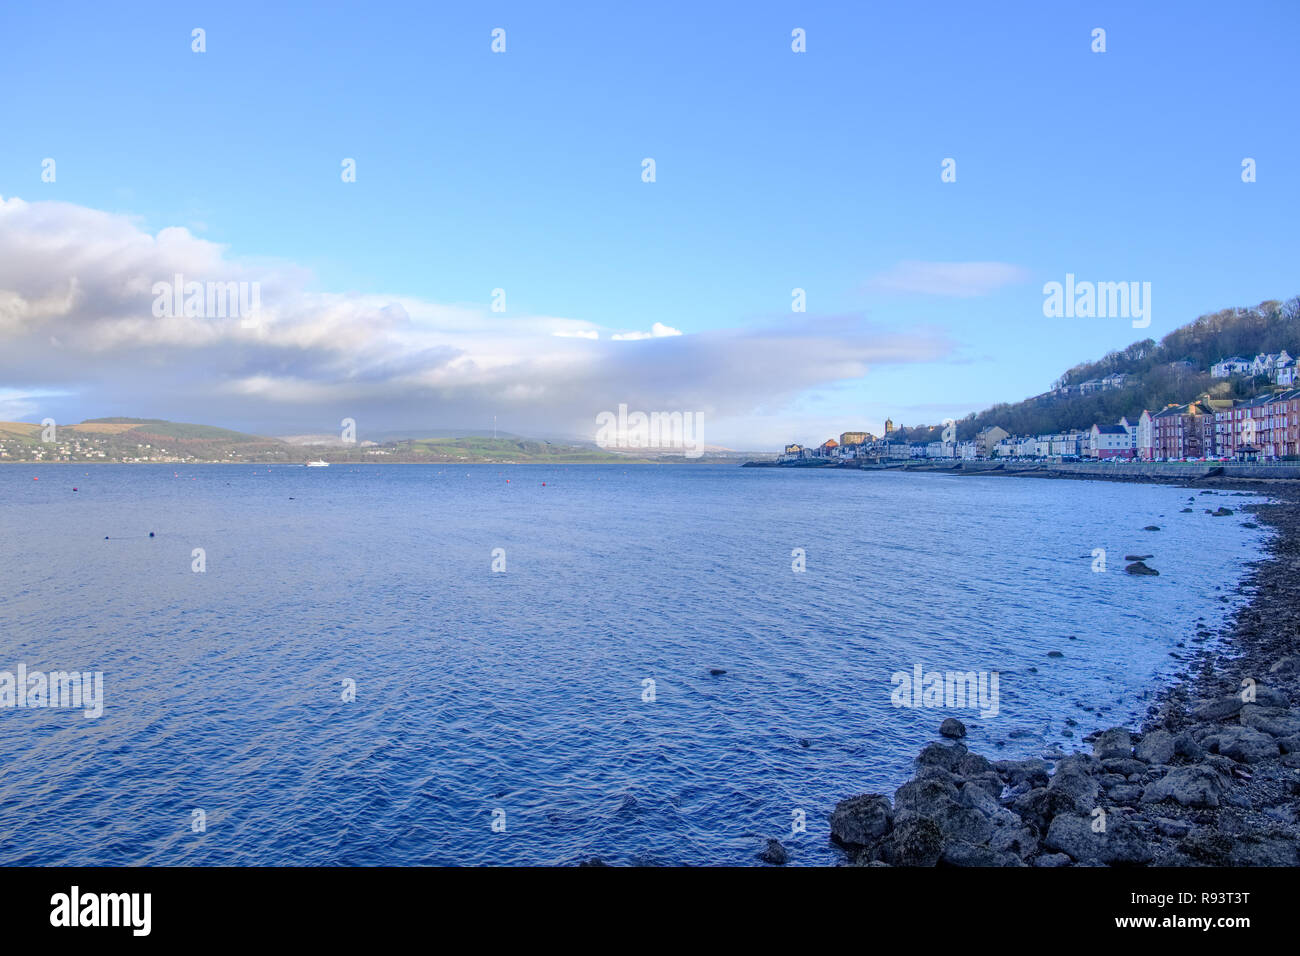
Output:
[
  {"xmin": 1152, "ymin": 400, "xmax": 1220, "ymax": 459},
  {"xmin": 1216, "ymin": 389, "xmax": 1300, "ymax": 460}
]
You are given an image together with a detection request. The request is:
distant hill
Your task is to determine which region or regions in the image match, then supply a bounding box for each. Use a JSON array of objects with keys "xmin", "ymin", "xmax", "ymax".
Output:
[
  {"xmin": 0, "ymin": 418, "xmax": 720, "ymax": 464},
  {"xmin": 893, "ymin": 296, "xmax": 1300, "ymax": 443}
]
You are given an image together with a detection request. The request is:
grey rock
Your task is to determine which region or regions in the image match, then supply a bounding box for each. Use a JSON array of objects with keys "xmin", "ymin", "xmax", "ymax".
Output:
[
  {"xmin": 932, "ymin": 802, "xmax": 994, "ymax": 846},
  {"xmin": 1043, "ymin": 813, "xmax": 1153, "ymax": 865},
  {"xmin": 990, "ymin": 825, "xmax": 1039, "ymax": 860},
  {"xmin": 1012, "ymin": 787, "xmax": 1079, "ymax": 832},
  {"xmin": 884, "ymin": 813, "xmax": 944, "ymax": 867},
  {"xmin": 829, "ymin": 793, "xmax": 894, "ymax": 847},
  {"xmin": 1032, "ymin": 853, "xmax": 1073, "ymax": 868},
  {"xmin": 956, "ymin": 752, "xmax": 994, "ymax": 777},
  {"xmin": 939, "ymin": 842, "xmax": 1023, "ymax": 867},
  {"xmin": 939, "ymin": 717, "xmax": 967, "ymax": 739},
  {"xmin": 1108, "ymin": 784, "xmax": 1144, "ymax": 806},
  {"xmin": 1192, "ymin": 696, "xmax": 1246, "ymax": 721},
  {"xmin": 1240, "ymin": 704, "xmax": 1300, "ymax": 738},
  {"xmin": 1135, "ymin": 729, "xmax": 1176, "ymax": 764},
  {"xmin": 758, "ymin": 838, "xmax": 788, "ymax": 865},
  {"xmin": 1101, "ymin": 758, "xmax": 1147, "ymax": 777},
  {"xmin": 1154, "ymin": 817, "xmax": 1190, "ymax": 838},
  {"xmin": 894, "ymin": 776, "xmax": 959, "ymax": 817},
  {"xmin": 994, "ymin": 758, "xmax": 1051, "ymax": 788},
  {"xmin": 1269, "ymin": 655, "xmax": 1300, "ymax": 676},
  {"xmin": 962, "ymin": 771, "xmax": 1004, "ymax": 799},
  {"xmin": 1140, "ymin": 765, "xmax": 1228, "ymax": 808},
  {"xmin": 1093, "ymin": 728, "xmax": 1134, "ymax": 760},
  {"xmin": 1204, "ymin": 725, "xmax": 1279, "ymax": 764},
  {"xmin": 915, "ymin": 741, "xmax": 968, "ymax": 772},
  {"xmin": 1048, "ymin": 768, "xmax": 1100, "ymax": 812}
]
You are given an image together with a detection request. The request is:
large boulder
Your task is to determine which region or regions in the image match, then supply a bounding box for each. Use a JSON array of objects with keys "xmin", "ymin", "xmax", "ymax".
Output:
[
  {"xmin": 757, "ymin": 838, "xmax": 788, "ymax": 865},
  {"xmin": 1203, "ymin": 725, "xmax": 1279, "ymax": 764},
  {"xmin": 931, "ymin": 801, "xmax": 994, "ymax": 846},
  {"xmin": 1043, "ymin": 813, "xmax": 1153, "ymax": 865},
  {"xmin": 1012, "ymin": 787, "xmax": 1080, "ymax": 832},
  {"xmin": 829, "ymin": 793, "xmax": 894, "ymax": 847},
  {"xmin": 884, "ymin": 813, "xmax": 944, "ymax": 867},
  {"xmin": 1173, "ymin": 732, "xmax": 1204, "ymax": 760},
  {"xmin": 963, "ymin": 770, "xmax": 1005, "ymax": 799},
  {"xmin": 1192, "ymin": 695, "xmax": 1246, "ymax": 721},
  {"xmin": 956, "ymin": 752, "xmax": 993, "ymax": 777},
  {"xmin": 1239, "ymin": 705, "xmax": 1300, "ymax": 739},
  {"xmin": 939, "ymin": 718, "xmax": 967, "ymax": 739},
  {"xmin": 989, "ymin": 825, "xmax": 1039, "ymax": 860},
  {"xmin": 1135, "ymin": 729, "xmax": 1176, "ymax": 764},
  {"xmin": 894, "ymin": 775, "xmax": 960, "ymax": 817},
  {"xmin": 994, "ymin": 758, "xmax": 1051, "ymax": 789},
  {"xmin": 1140, "ymin": 765, "xmax": 1228, "ymax": 808},
  {"xmin": 915, "ymin": 741, "xmax": 968, "ymax": 772},
  {"xmin": 1101, "ymin": 757, "xmax": 1147, "ymax": 777},
  {"xmin": 1092, "ymin": 727, "xmax": 1134, "ymax": 760},
  {"xmin": 1047, "ymin": 767, "xmax": 1100, "ymax": 813}
]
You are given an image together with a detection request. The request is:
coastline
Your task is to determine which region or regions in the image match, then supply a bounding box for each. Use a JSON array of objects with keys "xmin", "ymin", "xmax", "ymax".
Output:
[{"xmin": 824, "ymin": 473, "xmax": 1300, "ymax": 866}]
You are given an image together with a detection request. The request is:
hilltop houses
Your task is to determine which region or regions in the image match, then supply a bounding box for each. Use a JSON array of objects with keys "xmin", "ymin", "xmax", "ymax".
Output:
[{"xmin": 1212, "ymin": 351, "xmax": 1295, "ymax": 385}]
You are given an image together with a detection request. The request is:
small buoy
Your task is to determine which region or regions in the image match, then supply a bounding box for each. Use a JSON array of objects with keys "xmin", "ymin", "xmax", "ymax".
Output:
[
  {"xmin": 148, "ymin": 532, "xmax": 155, "ymax": 538},
  {"xmin": 542, "ymin": 482, "xmax": 546, "ymax": 486},
  {"xmin": 32, "ymin": 476, "xmax": 38, "ymax": 481},
  {"xmin": 73, "ymin": 487, "xmax": 78, "ymax": 492}
]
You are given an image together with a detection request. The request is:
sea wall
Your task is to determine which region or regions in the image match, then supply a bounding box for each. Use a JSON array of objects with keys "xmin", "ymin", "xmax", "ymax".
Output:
[{"xmin": 836, "ymin": 461, "xmax": 1300, "ymax": 480}]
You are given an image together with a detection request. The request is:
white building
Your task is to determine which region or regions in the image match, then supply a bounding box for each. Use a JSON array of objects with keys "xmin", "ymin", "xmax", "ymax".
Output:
[
  {"xmin": 1211, "ymin": 356, "xmax": 1252, "ymax": 378},
  {"xmin": 1136, "ymin": 410, "xmax": 1155, "ymax": 460}
]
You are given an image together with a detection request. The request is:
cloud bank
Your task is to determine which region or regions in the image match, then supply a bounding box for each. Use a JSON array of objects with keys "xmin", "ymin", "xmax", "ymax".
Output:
[{"xmin": 0, "ymin": 196, "xmax": 954, "ymax": 444}]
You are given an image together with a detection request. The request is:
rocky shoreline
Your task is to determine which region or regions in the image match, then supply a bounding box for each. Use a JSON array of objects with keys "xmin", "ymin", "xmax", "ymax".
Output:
[{"xmin": 824, "ymin": 478, "xmax": 1300, "ymax": 867}]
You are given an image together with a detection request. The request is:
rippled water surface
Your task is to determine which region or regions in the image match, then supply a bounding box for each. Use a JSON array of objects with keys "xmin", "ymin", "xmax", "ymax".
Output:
[{"xmin": 0, "ymin": 464, "xmax": 1267, "ymax": 865}]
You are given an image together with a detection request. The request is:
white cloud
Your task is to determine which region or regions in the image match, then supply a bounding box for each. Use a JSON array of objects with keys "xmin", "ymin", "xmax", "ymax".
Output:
[
  {"xmin": 0, "ymin": 196, "xmax": 955, "ymax": 441},
  {"xmin": 611, "ymin": 322, "xmax": 682, "ymax": 341},
  {"xmin": 867, "ymin": 260, "xmax": 1030, "ymax": 297}
]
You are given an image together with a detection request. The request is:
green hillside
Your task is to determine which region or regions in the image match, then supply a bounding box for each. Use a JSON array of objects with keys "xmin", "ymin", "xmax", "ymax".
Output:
[{"xmin": 893, "ymin": 296, "xmax": 1300, "ymax": 442}]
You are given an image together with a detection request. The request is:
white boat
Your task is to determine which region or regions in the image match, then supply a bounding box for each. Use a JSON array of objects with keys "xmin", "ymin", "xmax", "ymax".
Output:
[{"xmin": 305, "ymin": 460, "xmax": 330, "ymax": 467}]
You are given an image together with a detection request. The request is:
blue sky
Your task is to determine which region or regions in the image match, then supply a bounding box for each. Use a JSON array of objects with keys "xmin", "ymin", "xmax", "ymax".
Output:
[{"xmin": 1, "ymin": 1, "xmax": 1297, "ymax": 447}]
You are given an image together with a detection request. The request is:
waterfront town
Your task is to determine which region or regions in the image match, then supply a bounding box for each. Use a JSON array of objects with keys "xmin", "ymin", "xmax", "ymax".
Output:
[{"xmin": 781, "ymin": 351, "xmax": 1300, "ymax": 464}]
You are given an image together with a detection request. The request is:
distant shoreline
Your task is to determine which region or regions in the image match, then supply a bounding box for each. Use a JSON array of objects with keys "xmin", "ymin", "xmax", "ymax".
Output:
[
  {"xmin": 745, "ymin": 458, "xmax": 1300, "ymax": 484},
  {"xmin": 0, "ymin": 458, "xmax": 751, "ymax": 467}
]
